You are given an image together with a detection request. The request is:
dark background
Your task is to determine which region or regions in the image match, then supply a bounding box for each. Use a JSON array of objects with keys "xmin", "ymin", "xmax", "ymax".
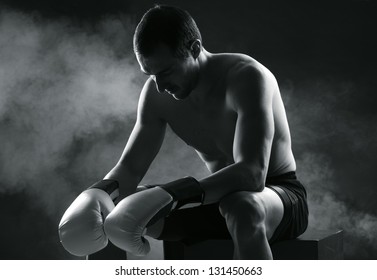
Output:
[{"xmin": 0, "ymin": 0, "xmax": 376, "ymax": 259}]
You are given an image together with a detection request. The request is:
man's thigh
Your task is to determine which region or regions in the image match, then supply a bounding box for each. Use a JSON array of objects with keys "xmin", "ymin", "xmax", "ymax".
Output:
[
  {"xmin": 146, "ymin": 203, "xmax": 231, "ymax": 241},
  {"xmin": 146, "ymin": 188, "xmax": 284, "ymax": 242},
  {"xmin": 250, "ymin": 187, "xmax": 284, "ymax": 240}
]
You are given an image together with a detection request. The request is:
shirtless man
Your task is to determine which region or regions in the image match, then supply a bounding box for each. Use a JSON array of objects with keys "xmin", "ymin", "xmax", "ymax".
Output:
[{"xmin": 58, "ymin": 5, "xmax": 308, "ymax": 260}]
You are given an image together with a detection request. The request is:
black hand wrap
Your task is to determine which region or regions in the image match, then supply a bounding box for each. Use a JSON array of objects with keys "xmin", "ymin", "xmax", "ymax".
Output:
[
  {"xmin": 159, "ymin": 176, "xmax": 204, "ymax": 210},
  {"xmin": 145, "ymin": 177, "xmax": 204, "ymax": 227},
  {"xmin": 87, "ymin": 179, "xmax": 119, "ymax": 202}
]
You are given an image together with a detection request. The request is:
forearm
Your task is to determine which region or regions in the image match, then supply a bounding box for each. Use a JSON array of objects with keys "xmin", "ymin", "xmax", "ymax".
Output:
[
  {"xmin": 103, "ymin": 163, "xmax": 142, "ymax": 202},
  {"xmin": 199, "ymin": 162, "xmax": 265, "ymax": 205}
]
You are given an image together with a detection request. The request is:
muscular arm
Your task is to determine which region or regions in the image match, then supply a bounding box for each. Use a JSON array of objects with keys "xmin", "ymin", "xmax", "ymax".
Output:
[
  {"xmin": 200, "ymin": 64, "xmax": 276, "ymax": 204},
  {"xmin": 104, "ymin": 79, "xmax": 166, "ymax": 201}
]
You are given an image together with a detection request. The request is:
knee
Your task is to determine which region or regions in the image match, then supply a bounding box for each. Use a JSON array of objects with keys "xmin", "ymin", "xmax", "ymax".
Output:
[{"xmin": 219, "ymin": 191, "xmax": 266, "ymax": 228}]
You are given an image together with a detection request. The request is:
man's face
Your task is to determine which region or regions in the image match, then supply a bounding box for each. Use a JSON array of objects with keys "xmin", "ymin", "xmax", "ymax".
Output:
[{"xmin": 136, "ymin": 43, "xmax": 199, "ymax": 100}]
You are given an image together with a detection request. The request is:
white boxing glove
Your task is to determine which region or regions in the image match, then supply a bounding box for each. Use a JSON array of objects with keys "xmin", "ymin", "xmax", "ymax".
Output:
[
  {"xmin": 104, "ymin": 177, "xmax": 204, "ymax": 256},
  {"xmin": 58, "ymin": 180, "xmax": 118, "ymax": 256}
]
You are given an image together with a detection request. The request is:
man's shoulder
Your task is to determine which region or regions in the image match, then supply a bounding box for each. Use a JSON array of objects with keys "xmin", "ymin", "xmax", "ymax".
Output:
[
  {"xmin": 140, "ymin": 77, "xmax": 171, "ymax": 105},
  {"xmin": 220, "ymin": 54, "xmax": 274, "ymax": 85},
  {"xmin": 138, "ymin": 78, "xmax": 171, "ymax": 121},
  {"xmin": 140, "ymin": 78, "xmax": 158, "ymax": 98},
  {"xmin": 218, "ymin": 53, "xmax": 277, "ymax": 109}
]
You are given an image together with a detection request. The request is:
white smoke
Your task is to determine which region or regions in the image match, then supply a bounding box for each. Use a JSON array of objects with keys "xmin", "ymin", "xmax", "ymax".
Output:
[
  {"xmin": 281, "ymin": 79, "xmax": 377, "ymax": 259},
  {"xmin": 0, "ymin": 9, "xmax": 208, "ymax": 225},
  {"xmin": 0, "ymin": 10, "xmax": 142, "ymax": 213},
  {"xmin": 296, "ymin": 153, "xmax": 377, "ymax": 258},
  {"xmin": 1, "ymin": 8, "xmax": 375, "ymax": 259}
]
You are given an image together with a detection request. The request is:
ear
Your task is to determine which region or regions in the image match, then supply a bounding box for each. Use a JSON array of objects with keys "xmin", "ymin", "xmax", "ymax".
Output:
[{"xmin": 189, "ymin": 39, "xmax": 202, "ymax": 59}]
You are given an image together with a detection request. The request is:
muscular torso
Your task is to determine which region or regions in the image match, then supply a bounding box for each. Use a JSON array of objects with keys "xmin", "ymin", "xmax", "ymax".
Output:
[{"xmin": 148, "ymin": 53, "xmax": 296, "ymax": 177}]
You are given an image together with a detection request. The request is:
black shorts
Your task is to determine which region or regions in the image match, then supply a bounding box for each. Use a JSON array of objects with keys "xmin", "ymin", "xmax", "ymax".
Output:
[
  {"xmin": 265, "ymin": 171, "xmax": 309, "ymax": 243},
  {"xmin": 156, "ymin": 171, "xmax": 309, "ymax": 245}
]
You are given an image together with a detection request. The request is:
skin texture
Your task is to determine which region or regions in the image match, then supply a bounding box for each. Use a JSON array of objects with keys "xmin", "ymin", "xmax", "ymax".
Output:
[{"xmin": 104, "ymin": 40, "xmax": 296, "ymax": 259}]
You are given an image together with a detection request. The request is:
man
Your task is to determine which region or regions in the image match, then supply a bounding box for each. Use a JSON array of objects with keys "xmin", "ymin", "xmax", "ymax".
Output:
[{"xmin": 58, "ymin": 5, "xmax": 308, "ymax": 260}]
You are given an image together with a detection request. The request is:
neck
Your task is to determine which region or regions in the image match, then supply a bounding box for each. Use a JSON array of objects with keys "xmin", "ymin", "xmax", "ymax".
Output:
[{"xmin": 187, "ymin": 48, "xmax": 213, "ymax": 107}]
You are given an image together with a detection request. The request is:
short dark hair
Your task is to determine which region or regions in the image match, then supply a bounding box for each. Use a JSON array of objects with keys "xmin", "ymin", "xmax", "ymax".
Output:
[{"xmin": 133, "ymin": 4, "xmax": 202, "ymax": 58}]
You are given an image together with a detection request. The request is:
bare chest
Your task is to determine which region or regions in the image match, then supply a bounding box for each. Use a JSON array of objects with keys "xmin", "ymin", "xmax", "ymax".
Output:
[{"xmin": 164, "ymin": 99, "xmax": 238, "ymax": 161}]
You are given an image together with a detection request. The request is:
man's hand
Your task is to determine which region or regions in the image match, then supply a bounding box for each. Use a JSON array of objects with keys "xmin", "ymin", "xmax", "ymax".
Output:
[
  {"xmin": 104, "ymin": 177, "xmax": 203, "ymax": 256},
  {"xmin": 58, "ymin": 183, "xmax": 116, "ymax": 256}
]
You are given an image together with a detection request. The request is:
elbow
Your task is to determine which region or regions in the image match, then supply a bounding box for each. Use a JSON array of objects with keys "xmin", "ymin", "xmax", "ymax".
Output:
[
  {"xmin": 254, "ymin": 183, "xmax": 265, "ymax": 192},
  {"xmin": 237, "ymin": 162, "xmax": 265, "ymax": 192}
]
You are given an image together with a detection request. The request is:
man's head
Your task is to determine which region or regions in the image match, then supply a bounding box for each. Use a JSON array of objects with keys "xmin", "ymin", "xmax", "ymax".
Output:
[
  {"xmin": 133, "ymin": 5, "xmax": 203, "ymax": 100},
  {"xmin": 133, "ymin": 4, "xmax": 202, "ymax": 59}
]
